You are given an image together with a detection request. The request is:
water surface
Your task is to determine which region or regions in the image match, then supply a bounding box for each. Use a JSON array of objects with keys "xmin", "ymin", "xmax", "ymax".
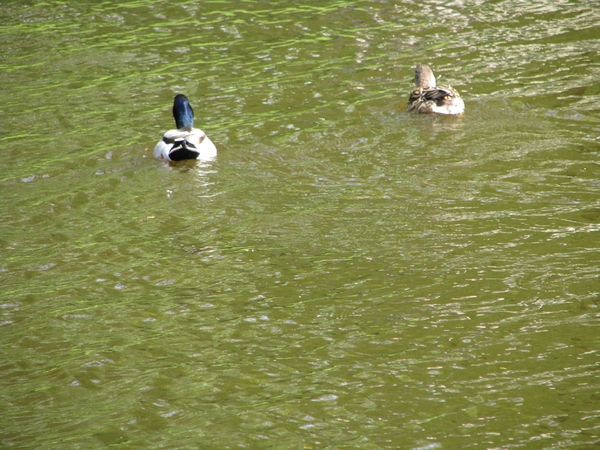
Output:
[{"xmin": 1, "ymin": 1, "xmax": 599, "ymax": 448}]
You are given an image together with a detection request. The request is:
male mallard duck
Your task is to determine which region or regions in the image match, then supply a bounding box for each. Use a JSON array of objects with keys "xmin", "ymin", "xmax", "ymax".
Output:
[
  {"xmin": 406, "ymin": 64, "xmax": 465, "ymax": 115},
  {"xmin": 154, "ymin": 94, "xmax": 217, "ymax": 161}
]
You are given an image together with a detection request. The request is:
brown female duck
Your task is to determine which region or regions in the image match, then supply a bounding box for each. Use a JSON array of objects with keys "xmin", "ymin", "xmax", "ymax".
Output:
[{"xmin": 406, "ymin": 64, "xmax": 465, "ymax": 115}]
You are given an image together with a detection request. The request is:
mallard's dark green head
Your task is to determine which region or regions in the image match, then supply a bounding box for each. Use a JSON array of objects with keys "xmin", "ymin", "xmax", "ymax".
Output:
[{"xmin": 173, "ymin": 94, "xmax": 194, "ymax": 131}]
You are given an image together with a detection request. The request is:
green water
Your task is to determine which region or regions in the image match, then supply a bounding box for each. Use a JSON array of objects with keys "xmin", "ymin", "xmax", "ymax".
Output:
[{"xmin": 1, "ymin": 1, "xmax": 599, "ymax": 448}]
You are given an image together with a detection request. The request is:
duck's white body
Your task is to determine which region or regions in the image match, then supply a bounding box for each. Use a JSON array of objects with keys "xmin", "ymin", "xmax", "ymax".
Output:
[
  {"xmin": 154, "ymin": 94, "xmax": 217, "ymax": 162},
  {"xmin": 154, "ymin": 128, "xmax": 217, "ymax": 162}
]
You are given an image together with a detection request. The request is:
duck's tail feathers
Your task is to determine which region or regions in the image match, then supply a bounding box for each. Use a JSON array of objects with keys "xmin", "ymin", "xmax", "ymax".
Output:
[{"xmin": 167, "ymin": 138, "xmax": 200, "ymax": 161}]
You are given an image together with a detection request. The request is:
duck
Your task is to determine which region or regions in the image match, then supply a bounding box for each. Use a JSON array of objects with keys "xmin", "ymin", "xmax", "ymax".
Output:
[
  {"xmin": 154, "ymin": 94, "xmax": 217, "ymax": 161},
  {"xmin": 406, "ymin": 64, "xmax": 465, "ymax": 115}
]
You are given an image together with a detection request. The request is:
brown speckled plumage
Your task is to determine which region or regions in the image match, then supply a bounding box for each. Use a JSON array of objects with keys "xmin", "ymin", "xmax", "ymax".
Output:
[{"xmin": 406, "ymin": 64, "xmax": 465, "ymax": 115}]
